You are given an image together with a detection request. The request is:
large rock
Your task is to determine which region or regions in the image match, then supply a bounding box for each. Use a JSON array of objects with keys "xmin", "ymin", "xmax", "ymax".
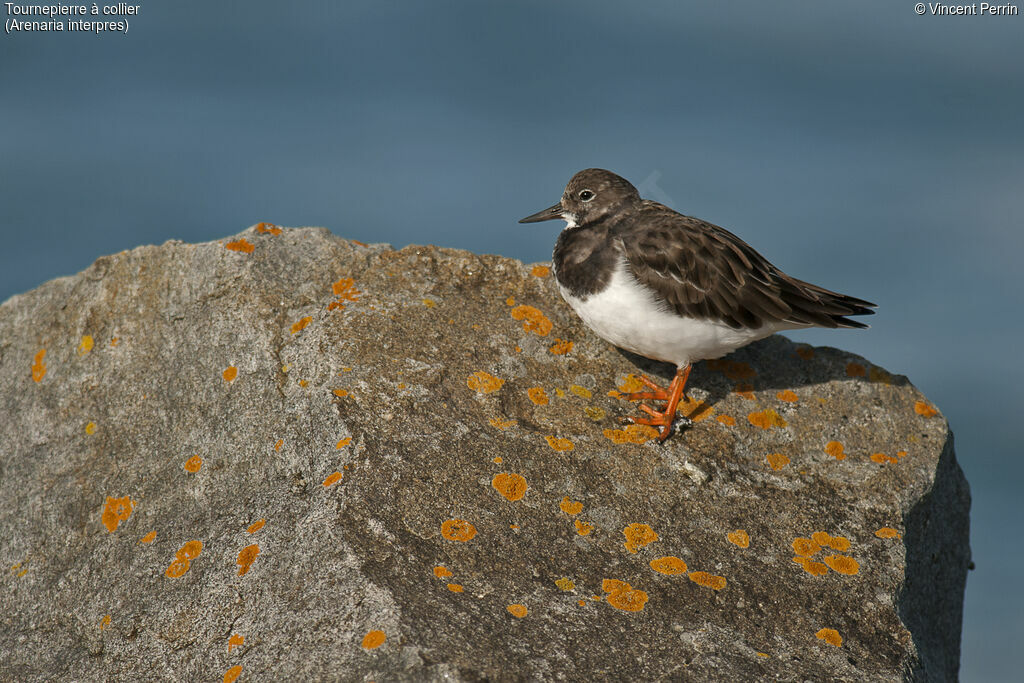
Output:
[{"xmin": 0, "ymin": 226, "xmax": 969, "ymax": 681}]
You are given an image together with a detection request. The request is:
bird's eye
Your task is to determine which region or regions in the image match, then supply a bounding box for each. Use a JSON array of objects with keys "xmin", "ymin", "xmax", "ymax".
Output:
[{"xmin": 579, "ymin": 189, "xmax": 595, "ymax": 202}]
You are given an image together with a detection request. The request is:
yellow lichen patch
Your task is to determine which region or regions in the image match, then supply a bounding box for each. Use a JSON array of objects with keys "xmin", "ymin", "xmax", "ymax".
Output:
[
  {"xmin": 846, "ymin": 362, "xmax": 866, "ymax": 377},
  {"xmin": 290, "ymin": 316, "xmax": 312, "ymax": 334},
  {"xmin": 510, "ymin": 305, "xmax": 553, "ymax": 336},
  {"xmin": 757, "ymin": 652, "xmax": 770, "ymax": 658},
  {"xmin": 274, "ymin": 439, "xmax": 283, "ymax": 452},
  {"xmin": 816, "ymin": 628, "xmax": 842, "ymax": 647},
  {"xmin": 255, "ymin": 222, "xmax": 282, "ymax": 235},
  {"xmin": 555, "ymin": 388, "xmax": 566, "ymax": 398},
  {"xmin": 446, "ymin": 583, "xmax": 464, "ymax": 593},
  {"xmin": 165, "ymin": 558, "xmax": 190, "ymax": 578},
  {"xmin": 748, "ymin": 409, "xmax": 787, "ymax": 429},
  {"xmin": 223, "ymin": 666, "xmax": 243, "ymax": 683},
  {"xmin": 687, "ymin": 571, "xmax": 727, "ymax": 591},
  {"xmin": 236, "ymin": 544, "xmax": 260, "ymax": 576},
  {"xmin": 100, "ymin": 614, "xmax": 111, "ymax": 630},
  {"xmin": 677, "ymin": 396, "xmax": 714, "ymax": 421},
  {"xmin": 776, "ymin": 390, "xmax": 798, "ymax": 402},
  {"xmin": 792, "ymin": 537, "xmax": 822, "ymax": 557},
  {"xmin": 228, "ymin": 633, "xmax": 245, "ymax": 652},
  {"xmin": 896, "ymin": 450, "xmax": 908, "ymax": 459},
  {"xmin": 140, "ymin": 530, "xmax": 157, "ymax": 544},
  {"xmin": 110, "ymin": 337, "xmax": 119, "ymax": 347},
  {"xmin": 332, "ymin": 277, "xmax": 361, "ymax": 301},
  {"xmin": 505, "ymin": 296, "xmax": 515, "ymax": 306},
  {"xmin": 433, "ymin": 566, "xmax": 453, "ymax": 579},
  {"xmin": 298, "ymin": 380, "xmax": 308, "ymax": 387},
  {"xmin": 223, "ymin": 366, "xmax": 238, "ymax": 382},
  {"xmin": 623, "ymin": 523, "xmax": 658, "ymax": 554},
  {"xmin": 811, "ymin": 531, "xmax": 831, "ymax": 547},
  {"xmin": 467, "ymin": 371, "xmax": 504, "ymax": 394},
  {"xmin": 914, "ymin": 400, "xmax": 938, "ymax": 418},
  {"xmin": 332, "ymin": 389, "xmax": 349, "ymax": 397},
  {"xmin": 492, "ymin": 456, "xmax": 503, "ymax": 464},
  {"xmin": 527, "ymin": 386, "xmax": 549, "ymax": 405},
  {"xmin": 101, "ymin": 495, "xmax": 135, "ymax": 533},
  {"xmin": 707, "ymin": 359, "xmax": 756, "ymax": 380},
  {"xmin": 507, "ymin": 604, "xmax": 528, "ymax": 618},
  {"xmin": 602, "ymin": 579, "xmax": 649, "ymax": 611},
  {"xmin": 766, "ymin": 453, "xmax": 790, "ymax": 471},
  {"xmin": 875, "ymin": 527, "xmax": 901, "ymax": 539},
  {"xmin": 603, "ymin": 424, "xmax": 659, "ymax": 444},
  {"xmin": 555, "ymin": 577, "xmax": 576, "ymax": 591},
  {"xmin": 489, "ymin": 417, "xmax": 516, "ymax": 430},
  {"xmin": 569, "ymin": 384, "xmax": 592, "ymax": 399},
  {"xmin": 336, "ymin": 437, "xmax": 352, "ymax": 449},
  {"xmin": 584, "ymin": 406, "xmax": 606, "ymax": 420},
  {"xmin": 361, "ymin": 630, "xmax": 386, "ymax": 649},
  {"xmin": 531, "ymin": 265, "xmax": 550, "ymax": 277},
  {"xmin": 31, "ymin": 349, "xmax": 47, "ymax": 382},
  {"xmin": 793, "ymin": 557, "xmax": 830, "ymax": 576},
  {"xmin": 869, "ymin": 366, "xmax": 892, "ymax": 384},
  {"xmin": 574, "ymin": 520, "xmax": 594, "ymax": 536},
  {"xmin": 827, "ymin": 536, "xmax": 851, "ymax": 552},
  {"xmin": 796, "ymin": 346, "xmax": 815, "ymax": 360},
  {"xmin": 649, "ymin": 556, "xmax": 688, "ymax": 575},
  {"xmin": 545, "ymin": 436, "xmax": 574, "ymax": 452},
  {"xmin": 323, "ymin": 471, "xmax": 342, "ymax": 487},
  {"xmin": 85, "ymin": 421, "xmax": 97, "ymax": 435},
  {"xmin": 560, "ymin": 497, "xmax": 583, "ymax": 516},
  {"xmin": 184, "ymin": 455, "xmax": 203, "ymax": 473},
  {"xmin": 178, "ymin": 540, "xmax": 203, "ymax": 560},
  {"xmin": 421, "ymin": 298, "xmax": 436, "ymax": 308},
  {"xmin": 617, "ymin": 374, "xmax": 645, "ymax": 393},
  {"xmin": 727, "ymin": 530, "xmax": 750, "ymax": 548},
  {"xmin": 247, "ymin": 519, "xmax": 266, "ymax": 534},
  {"xmin": 716, "ymin": 414, "xmax": 736, "ymax": 426},
  {"xmin": 824, "ymin": 441, "xmax": 846, "ymax": 460},
  {"xmin": 441, "ymin": 519, "xmax": 477, "ymax": 542},
  {"xmin": 549, "ymin": 338, "xmax": 574, "ymax": 355},
  {"xmin": 733, "ymin": 383, "xmax": 756, "ymax": 400},
  {"xmin": 78, "ymin": 335, "xmax": 94, "ymax": 355},
  {"xmin": 871, "ymin": 453, "xmax": 898, "ymax": 464},
  {"xmin": 225, "ymin": 238, "xmax": 254, "ymax": 253},
  {"xmin": 823, "ymin": 554, "xmax": 860, "ymax": 575},
  {"xmin": 491, "ymin": 473, "xmax": 528, "ymax": 501}
]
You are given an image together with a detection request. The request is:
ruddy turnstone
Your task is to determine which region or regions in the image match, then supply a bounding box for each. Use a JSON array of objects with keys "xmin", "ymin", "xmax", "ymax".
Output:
[{"xmin": 520, "ymin": 168, "xmax": 875, "ymax": 441}]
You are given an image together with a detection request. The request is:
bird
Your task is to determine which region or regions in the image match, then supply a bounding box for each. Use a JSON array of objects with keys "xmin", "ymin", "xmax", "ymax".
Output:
[{"xmin": 519, "ymin": 168, "xmax": 876, "ymax": 441}]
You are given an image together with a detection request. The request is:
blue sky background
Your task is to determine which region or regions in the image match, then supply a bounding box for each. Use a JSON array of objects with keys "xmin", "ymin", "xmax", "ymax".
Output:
[{"xmin": 2, "ymin": 1, "xmax": 1021, "ymax": 678}]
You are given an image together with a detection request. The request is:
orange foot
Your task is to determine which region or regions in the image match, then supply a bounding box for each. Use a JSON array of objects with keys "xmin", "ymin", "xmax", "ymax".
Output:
[{"xmin": 619, "ymin": 365, "xmax": 692, "ymax": 442}]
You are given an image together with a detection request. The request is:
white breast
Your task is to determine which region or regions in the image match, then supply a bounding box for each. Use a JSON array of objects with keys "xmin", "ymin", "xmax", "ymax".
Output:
[{"xmin": 558, "ymin": 260, "xmax": 791, "ymax": 367}]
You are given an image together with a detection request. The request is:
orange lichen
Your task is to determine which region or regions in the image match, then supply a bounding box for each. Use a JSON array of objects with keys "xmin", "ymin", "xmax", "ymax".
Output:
[
  {"xmin": 274, "ymin": 439, "xmax": 283, "ymax": 452},
  {"xmin": 31, "ymin": 349, "xmax": 47, "ymax": 382},
  {"xmin": 101, "ymin": 496, "xmax": 135, "ymax": 533},
  {"xmin": 492, "ymin": 457, "xmax": 503, "ymax": 464},
  {"xmin": 165, "ymin": 558, "xmax": 190, "ymax": 578},
  {"xmin": 602, "ymin": 579, "xmax": 649, "ymax": 611},
  {"xmin": 323, "ymin": 471, "xmax": 342, "ymax": 487},
  {"xmin": 255, "ymin": 222, "xmax": 282, "ymax": 235},
  {"xmin": 677, "ymin": 396, "xmax": 715, "ymax": 422},
  {"xmin": 545, "ymin": 436, "xmax": 574, "ymax": 452},
  {"xmin": 914, "ymin": 400, "xmax": 938, "ymax": 417},
  {"xmin": 531, "ymin": 265, "xmax": 550, "ymax": 277},
  {"xmin": 446, "ymin": 583, "xmax": 464, "ymax": 593},
  {"xmin": 362, "ymin": 630, "xmax": 386, "ymax": 649},
  {"xmin": 707, "ymin": 359, "xmax": 756, "ymax": 380},
  {"xmin": 796, "ymin": 346, "xmax": 815, "ymax": 360},
  {"xmin": 623, "ymin": 523, "xmax": 658, "ymax": 554},
  {"xmin": 845, "ymin": 362, "xmax": 866, "ymax": 377},
  {"xmin": 225, "ymin": 238, "xmax": 254, "ymax": 253},
  {"xmin": 584, "ymin": 406, "xmax": 606, "ymax": 420},
  {"xmin": 776, "ymin": 390, "xmax": 798, "ymax": 402},
  {"xmin": 489, "ymin": 417, "xmax": 516, "ymax": 430},
  {"xmin": 816, "ymin": 628, "xmax": 842, "ymax": 647},
  {"xmin": 223, "ymin": 366, "xmax": 238, "ymax": 382},
  {"xmin": 99, "ymin": 614, "xmax": 111, "ymax": 630},
  {"xmin": 617, "ymin": 374, "xmax": 645, "ymax": 393},
  {"xmin": 875, "ymin": 527, "xmax": 901, "ymax": 539},
  {"xmin": 140, "ymin": 530, "xmax": 157, "ymax": 544},
  {"xmin": 748, "ymin": 409, "xmax": 787, "ymax": 429},
  {"xmin": 688, "ymin": 571, "xmax": 727, "ymax": 591},
  {"xmin": 560, "ymin": 497, "xmax": 583, "ymax": 516},
  {"xmin": 510, "ymin": 305, "xmax": 553, "ymax": 336},
  {"xmin": 823, "ymin": 554, "xmax": 860, "ymax": 575},
  {"xmin": 766, "ymin": 453, "xmax": 790, "ymax": 471},
  {"xmin": 733, "ymin": 383, "xmax": 756, "ymax": 400},
  {"xmin": 727, "ymin": 530, "xmax": 750, "ymax": 548},
  {"xmin": 178, "ymin": 540, "xmax": 203, "ymax": 560},
  {"xmin": 527, "ymin": 387, "xmax": 549, "ymax": 405},
  {"xmin": 78, "ymin": 335, "xmax": 94, "ymax": 355},
  {"xmin": 110, "ymin": 337, "xmax": 120, "ymax": 347},
  {"xmin": 184, "ymin": 455, "xmax": 203, "ymax": 473},
  {"xmin": 332, "ymin": 277, "xmax": 361, "ymax": 301},
  {"xmin": 793, "ymin": 557, "xmax": 830, "ymax": 576},
  {"xmin": 824, "ymin": 441, "xmax": 846, "ymax": 460},
  {"xmin": 555, "ymin": 577, "xmax": 576, "ymax": 591},
  {"xmin": 827, "ymin": 536, "xmax": 850, "ymax": 552},
  {"xmin": 332, "ymin": 389, "xmax": 349, "ymax": 397},
  {"xmin": 247, "ymin": 519, "xmax": 266, "ymax": 534},
  {"xmin": 491, "ymin": 473, "xmax": 528, "ymax": 501},
  {"xmin": 223, "ymin": 666, "xmax": 243, "ymax": 683},
  {"xmin": 549, "ymin": 338, "xmax": 574, "ymax": 355},
  {"xmin": 336, "ymin": 437, "xmax": 352, "ymax": 449},
  {"xmin": 574, "ymin": 520, "xmax": 594, "ymax": 536},
  {"xmin": 236, "ymin": 544, "xmax": 260, "ymax": 576},
  {"xmin": 507, "ymin": 604, "xmax": 528, "ymax": 617},
  {"xmin": 602, "ymin": 424, "xmax": 659, "ymax": 444},
  {"xmin": 85, "ymin": 421, "xmax": 97, "ymax": 435},
  {"xmin": 649, "ymin": 556, "xmax": 688, "ymax": 575},
  {"xmin": 792, "ymin": 537, "xmax": 822, "ymax": 557},
  {"xmin": 569, "ymin": 384, "xmax": 591, "ymax": 399},
  {"xmin": 228, "ymin": 633, "xmax": 245, "ymax": 652},
  {"xmin": 290, "ymin": 316, "xmax": 312, "ymax": 334},
  {"xmin": 433, "ymin": 566, "xmax": 453, "ymax": 579},
  {"xmin": 871, "ymin": 453, "xmax": 898, "ymax": 464},
  {"xmin": 505, "ymin": 296, "xmax": 515, "ymax": 306},
  {"xmin": 441, "ymin": 519, "xmax": 477, "ymax": 542},
  {"xmin": 467, "ymin": 371, "xmax": 504, "ymax": 394},
  {"xmin": 811, "ymin": 531, "xmax": 831, "ymax": 547},
  {"xmin": 716, "ymin": 414, "xmax": 736, "ymax": 426}
]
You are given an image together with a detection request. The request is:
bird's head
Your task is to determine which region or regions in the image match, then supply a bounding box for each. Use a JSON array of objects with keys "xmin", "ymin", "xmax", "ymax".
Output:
[{"xmin": 519, "ymin": 168, "xmax": 641, "ymax": 229}]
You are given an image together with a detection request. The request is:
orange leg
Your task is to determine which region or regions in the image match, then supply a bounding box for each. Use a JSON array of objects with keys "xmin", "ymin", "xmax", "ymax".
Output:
[{"xmin": 625, "ymin": 365, "xmax": 692, "ymax": 441}]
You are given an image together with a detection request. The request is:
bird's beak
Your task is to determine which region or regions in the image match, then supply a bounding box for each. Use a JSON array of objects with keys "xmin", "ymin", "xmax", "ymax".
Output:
[{"xmin": 518, "ymin": 203, "xmax": 563, "ymax": 224}]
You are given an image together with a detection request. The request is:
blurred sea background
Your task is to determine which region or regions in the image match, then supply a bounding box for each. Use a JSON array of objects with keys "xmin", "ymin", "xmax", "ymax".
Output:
[{"xmin": 2, "ymin": 1, "xmax": 1020, "ymax": 678}]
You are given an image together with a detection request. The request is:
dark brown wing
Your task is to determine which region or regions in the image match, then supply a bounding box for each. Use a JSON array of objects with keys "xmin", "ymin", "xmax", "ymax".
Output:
[{"xmin": 617, "ymin": 203, "xmax": 876, "ymax": 330}]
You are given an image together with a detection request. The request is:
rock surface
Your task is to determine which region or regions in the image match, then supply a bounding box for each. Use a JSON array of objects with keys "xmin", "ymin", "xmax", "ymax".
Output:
[{"xmin": 0, "ymin": 226, "xmax": 969, "ymax": 681}]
